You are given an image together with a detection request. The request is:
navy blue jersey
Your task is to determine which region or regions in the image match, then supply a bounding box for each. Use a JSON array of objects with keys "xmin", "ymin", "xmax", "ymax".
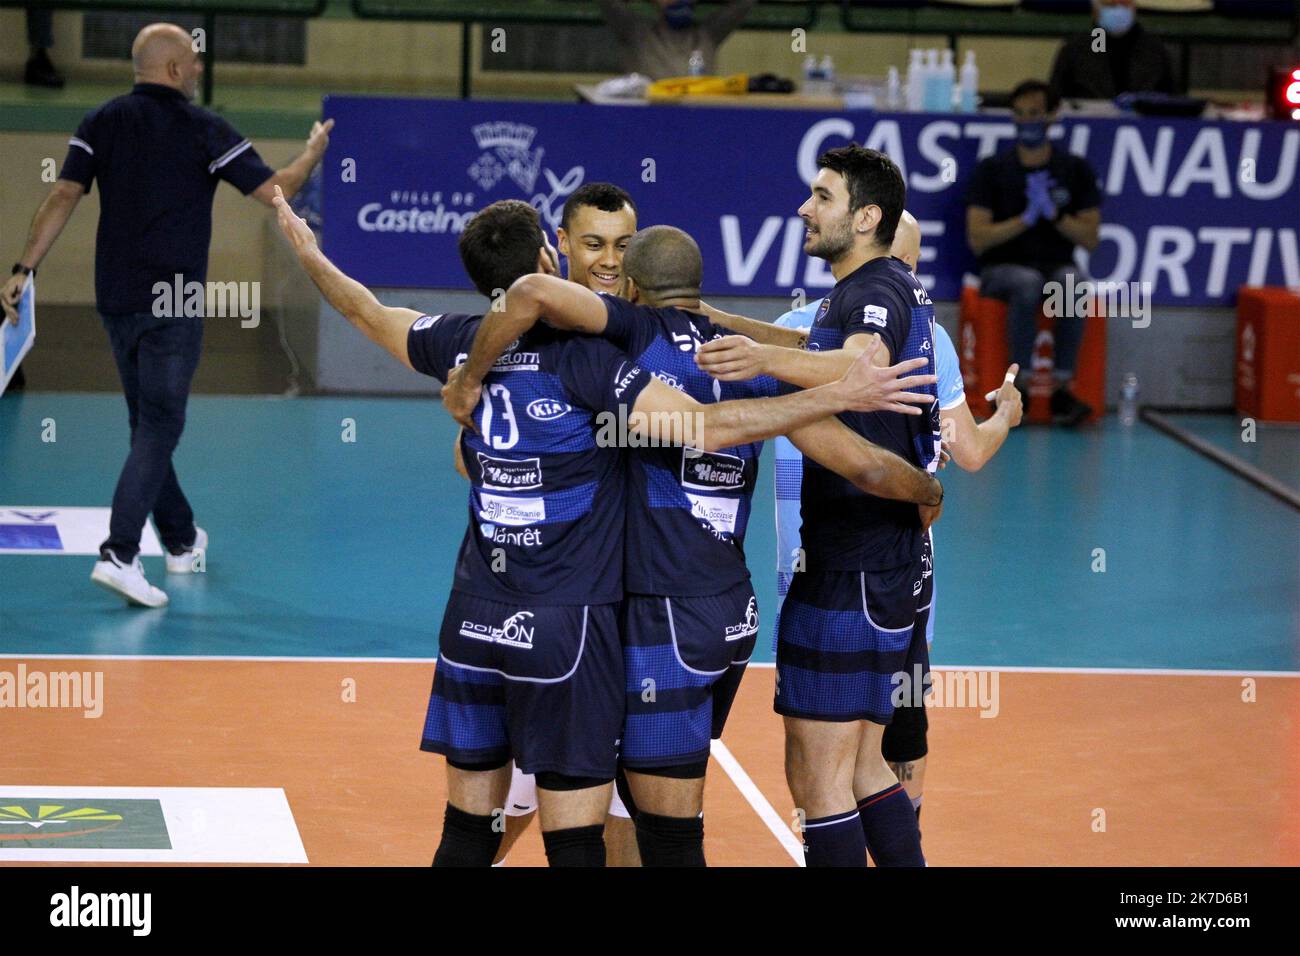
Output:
[
  {"xmin": 601, "ymin": 296, "xmax": 780, "ymax": 597},
  {"xmin": 801, "ymin": 257, "xmax": 941, "ymax": 572},
  {"xmin": 58, "ymin": 83, "xmax": 275, "ymax": 315},
  {"xmin": 408, "ymin": 313, "xmax": 650, "ymax": 605}
]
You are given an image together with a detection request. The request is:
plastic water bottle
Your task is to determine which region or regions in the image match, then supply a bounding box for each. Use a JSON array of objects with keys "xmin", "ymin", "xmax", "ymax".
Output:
[
  {"xmin": 959, "ymin": 49, "xmax": 979, "ymax": 113},
  {"xmin": 938, "ymin": 48, "xmax": 955, "ymax": 113},
  {"xmin": 922, "ymin": 49, "xmax": 941, "ymax": 111},
  {"xmin": 802, "ymin": 54, "xmax": 818, "ymax": 94},
  {"xmin": 1119, "ymin": 373, "xmax": 1140, "ymax": 426},
  {"xmin": 820, "ymin": 54, "xmax": 835, "ymax": 91},
  {"xmin": 886, "ymin": 65, "xmax": 901, "ymax": 111},
  {"xmin": 906, "ymin": 49, "xmax": 924, "ymax": 111},
  {"xmin": 688, "ymin": 49, "xmax": 705, "ymax": 77}
]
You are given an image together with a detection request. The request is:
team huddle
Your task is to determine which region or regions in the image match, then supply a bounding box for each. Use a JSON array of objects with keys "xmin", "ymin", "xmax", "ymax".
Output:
[{"xmin": 274, "ymin": 143, "xmax": 1023, "ymax": 867}]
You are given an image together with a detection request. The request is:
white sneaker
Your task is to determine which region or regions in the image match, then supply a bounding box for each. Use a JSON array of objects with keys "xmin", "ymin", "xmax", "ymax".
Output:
[
  {"xmin": 91, "ymin": 552, "xmax": 169, "ymax": 608},
  {"xmin": 165, "ymin": 527, "xmax": 208, "ymax": 574}
]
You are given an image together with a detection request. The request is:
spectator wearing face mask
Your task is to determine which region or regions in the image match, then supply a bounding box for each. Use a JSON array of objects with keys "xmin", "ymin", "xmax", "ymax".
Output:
[
  {"xmin": 964, "ymin": 80, "xmax": 1102, "ymax": 427},
  {"xmin": 1050, "ymin": 0, "xmax": 1179, "ymax": 100},
  {"xmin": 597, "ymin": 0, "xmax": 758, "ymax": 81}
]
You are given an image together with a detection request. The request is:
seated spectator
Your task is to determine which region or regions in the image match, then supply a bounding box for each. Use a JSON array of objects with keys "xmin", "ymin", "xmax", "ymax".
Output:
[
  {"xmin": 597, "ymin": 0, "xmax": 757, "ymax": 81},
  {"xmin": 1050, "ymin": 0, "xmax": 1178, "ymax": 99},
  {"xmin": 25, "ymin": 7, "xmax": 65, "ymax": 88},
  {"xmin": 965, "ymin": 80, "xmax": 1102, "ymax": 426}
]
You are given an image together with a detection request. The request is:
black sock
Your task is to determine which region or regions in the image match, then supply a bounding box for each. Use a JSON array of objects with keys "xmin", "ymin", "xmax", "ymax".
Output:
[
  {"xmin": 634, "ymin": 811, "xmax": 705, "ymax": 867},
  {"xmin": 432, "ymin": 803, "xmax": 503, "ymax": 867},
  {"xmin": 802, "ymin": 809, "xmax": 868, "ymax": 867},
  {"xmin": 542, "ymin": 824, "xmax": 606, "ymax": 867},
  {"xmin": 857, "ymin": 784, "xmax": 925, "ymax": 867}
]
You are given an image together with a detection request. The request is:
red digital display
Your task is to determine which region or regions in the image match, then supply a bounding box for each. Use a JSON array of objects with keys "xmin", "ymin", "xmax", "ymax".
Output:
[{"xmin": 1270, "ymin": 66, "xmax": 1300, "ymax": 121}]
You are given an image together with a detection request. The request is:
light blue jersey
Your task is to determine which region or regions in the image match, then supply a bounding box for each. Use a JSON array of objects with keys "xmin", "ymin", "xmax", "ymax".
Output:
[{"xmin": 773, "ymin": 299, "xmax": 963, "ymax": 645}]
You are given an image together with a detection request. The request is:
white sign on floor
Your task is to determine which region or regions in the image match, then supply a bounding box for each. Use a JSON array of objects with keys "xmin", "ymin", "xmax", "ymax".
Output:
[
  {"xmin": 0, "ymin": 785, "xmax": 308, "ymax": 863},
  {"xmin": 0, "ymin": 507, "xmax": 163, "ymax": 556}
]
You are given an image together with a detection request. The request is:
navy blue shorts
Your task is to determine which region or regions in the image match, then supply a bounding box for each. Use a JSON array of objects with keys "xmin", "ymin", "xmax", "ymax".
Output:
[
  {"xmin": 620, "ymin": 580, "xmax": 758, "ymax": 769},
  {"xmin": 420, "ymin": 591, "xmax": 623, "ymax": 779},
  {"xmin": 895, "ymin": 531, "xmax": 933, "ymax": 718},
  {"xmin": 774, "ymin": 559, "xmax": 923, "ymax": 724}
]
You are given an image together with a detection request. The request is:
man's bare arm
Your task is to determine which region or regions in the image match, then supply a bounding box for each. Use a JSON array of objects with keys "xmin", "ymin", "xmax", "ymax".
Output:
[
  {"xmin": 967, "ymin": 205, "xmax": 1031, "ymax": 257},
  {"xmin": 787, "ymin": 416, "xmax": 942, "ymax": 505},
  {"xmin": 273, "ymin": 186, "xmax": 420, "ymax": 368},
  {"xmin": 696, "ymin": 331, "xmax": 936, "ymax": 413},
  {"xmin": 700, "ymin": 302, "xmax": 808, "ymax": 349},
  {"xmin": 628, "ymin": 345, "xmax": 911, "ymax": 451},
  {"xmin": 251, "ymin": 119, "xmax": 334, "ymax": 207},
  {"xmin": 1, "ymin": 179, "xmax": 83, "ymax": 323},
  {"xmin": 1054, "ymin": 207, "xmax": 1100, "ymax": 252},
  {"xmin": 943, "ymin": 363, "xmax": 1023, "ymax": 471},
  {"xmin": 459, "ymin": 273, "xmax": 609, "ymax": 385}
]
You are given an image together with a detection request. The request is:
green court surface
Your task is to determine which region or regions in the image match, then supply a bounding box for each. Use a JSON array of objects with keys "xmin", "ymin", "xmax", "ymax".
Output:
[
  {"xmin": 2, "ymin": 393, "xmax": 1297, "ymax": 670},
  {"xmin": 1158, "ymin": 412, "xmax": 1300, "ymax": 497}
]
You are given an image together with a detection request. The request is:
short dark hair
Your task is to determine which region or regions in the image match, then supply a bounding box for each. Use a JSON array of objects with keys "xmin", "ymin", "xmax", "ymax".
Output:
[
  {"xmin": 561, "ymin": 182, "xmax": 637, "ymax": 231},
  {"xmin": 458, "ymin": 200, "xmax": 544, "ymax": 297},
  {"xmin": 816, "ymin": 144, "xmax": 906, "ymax": 249},
  {"xmin": 624, "ymin": 225, "xmax": 702, "ymax": 301},
  {"xmin": 1011, "ymin": 79, "xmax": 1061, "ymax": 113}
]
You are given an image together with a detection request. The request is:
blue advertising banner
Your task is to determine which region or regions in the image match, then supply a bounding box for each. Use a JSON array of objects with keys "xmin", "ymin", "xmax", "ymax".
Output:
[{"xmin": 320, "ymin": 95, "xmax": 1300, "ymax": 306}]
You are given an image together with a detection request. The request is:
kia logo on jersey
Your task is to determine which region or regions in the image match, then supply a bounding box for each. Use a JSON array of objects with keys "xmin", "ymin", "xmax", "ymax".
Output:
[{"xmin": 526, "ymin": 398, "xmax": 571, "ymax": 421}]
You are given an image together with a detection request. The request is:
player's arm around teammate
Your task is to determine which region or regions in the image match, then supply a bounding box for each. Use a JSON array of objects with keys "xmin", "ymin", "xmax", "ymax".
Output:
[{"xmin": 440, "ymin": 272, "xmax": 937, "ymax": 433}]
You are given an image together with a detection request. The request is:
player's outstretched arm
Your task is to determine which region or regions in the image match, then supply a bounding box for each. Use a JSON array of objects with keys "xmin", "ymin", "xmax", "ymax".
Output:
[
  {"xmin": 2, "ymin": 179, "xmax": 83, "ymax": 324},
  {"xmin": 443, "ymin": 273, "xmax": 609, "ymax": 426},
  {"xmin": 272, "ymin": 185, "xmax": 420, "ymax": 369},
  {"xmin": 629, "ymin": 346, "xmax": 913, "ymax": 451},
  {"xmin": 251, "ymin": 119, "xmax": 334, "ymax": 207},
  {"xmin": 699, "ymin": 302, "xmax": 808, "ymax": 350},
  {"xmin": 697, "ymin": 334, "xmax": 936, "ymax": 414},
  {"xmin": 787, "ymin": 417, "xmax": 942, "ymax": 506}
]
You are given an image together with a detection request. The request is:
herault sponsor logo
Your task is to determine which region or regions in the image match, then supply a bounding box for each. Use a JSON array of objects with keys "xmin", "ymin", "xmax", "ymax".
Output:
[
  {"xmin": 49, "ymin": 885, "xmax": 151, "ymax": 936},
  {"xmin": 460, "ymin": 611, "xmax": 536, "ymax": 650},
  {"xmin": 681, "ymin": 450, "xmax": 746, "ymax": 492},
  {"xmin": 477, "ymin": 454, "xmax": 542, "ymax": 491}
]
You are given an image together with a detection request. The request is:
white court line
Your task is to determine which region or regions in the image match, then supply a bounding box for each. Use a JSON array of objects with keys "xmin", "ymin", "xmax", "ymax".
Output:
[
  {"xmin": 745, "ymin": 662, "xmax": 1300, "ymax": 678},
  {"xmin": 710, "ymin": 738, "xmax": 804, "ymax": 867},
  {"xmin": 1, "ymin": 655, "xmax": 1296, "ymax": 678}
]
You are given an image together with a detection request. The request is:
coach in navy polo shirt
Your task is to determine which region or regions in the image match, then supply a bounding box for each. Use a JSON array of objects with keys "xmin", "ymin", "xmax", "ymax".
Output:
[{"xmin": 1, "ymin": 22, "xmax": 333, "ymax": 608}]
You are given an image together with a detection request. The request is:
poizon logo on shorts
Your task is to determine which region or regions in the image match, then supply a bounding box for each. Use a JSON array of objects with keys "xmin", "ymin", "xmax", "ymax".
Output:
[
  {"xmin": 460, "ymin": 611, "xmax": 536, "ymax": 650},
  {"xmin": 724, "ymin": 596, "xmax": 759, "ymax": 641}
]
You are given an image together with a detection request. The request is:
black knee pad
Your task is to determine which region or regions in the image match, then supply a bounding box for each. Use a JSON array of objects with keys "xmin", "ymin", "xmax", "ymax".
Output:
[
  {"xmin": 627, "ymin": 758, "xmax": 709, "ymax": 780},
  {"xmin": 882, "ymin": 697, "xmax": 929, "ymax": 764},
  {"xmin": 432, "ymin": 803, "xmax": 502, "ymax": 867},
  {"xmin": 446, "ymin": 755, "xmax": 510, "ymax": 773},
  {"xmin": 534, "ymin": 771, "xmax": 612, "ymax": 792},
  {"xmin": 635, "ymin": 811, "xmax": 705, "ymax": 867}
]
